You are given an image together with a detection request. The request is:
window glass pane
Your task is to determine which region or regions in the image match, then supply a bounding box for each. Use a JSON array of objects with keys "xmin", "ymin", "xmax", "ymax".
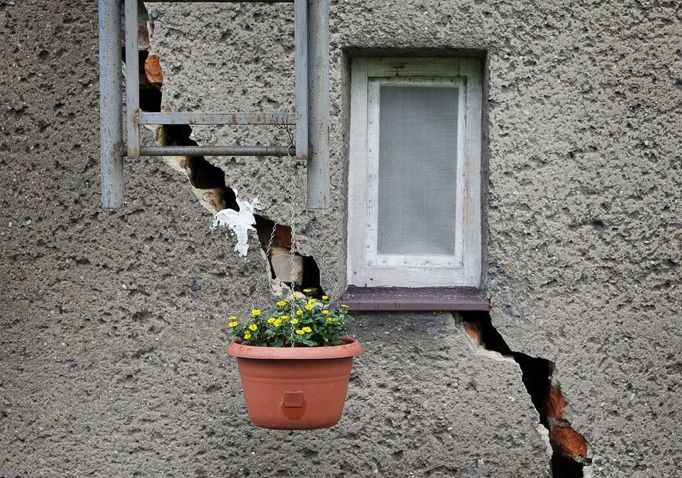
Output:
[{"xmin": 377, "ymin": 85, "xmax": 458, "ymax": 256}]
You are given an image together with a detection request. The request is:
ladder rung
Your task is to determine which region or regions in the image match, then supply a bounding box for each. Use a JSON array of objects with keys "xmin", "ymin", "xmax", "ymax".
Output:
[
  {"xmin": 139, "ymin": 145, "xmax": 296, "ymax": 157},
  {"xmin": 138, "ymin": 111, "xmax": 296, "ymax": 126}
]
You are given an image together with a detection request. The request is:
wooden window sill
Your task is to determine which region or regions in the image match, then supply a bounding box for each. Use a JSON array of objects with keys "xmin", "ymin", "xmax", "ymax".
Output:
[{"xmin": 339, "ymin": 286, "xmax": 489, "ymax": 312}]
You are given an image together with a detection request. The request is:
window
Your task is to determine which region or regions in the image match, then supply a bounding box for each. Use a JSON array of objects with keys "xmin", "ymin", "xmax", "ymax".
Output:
[{"xmin": 347, "ymin": 57, "xmax": 483, "ymax": 288}]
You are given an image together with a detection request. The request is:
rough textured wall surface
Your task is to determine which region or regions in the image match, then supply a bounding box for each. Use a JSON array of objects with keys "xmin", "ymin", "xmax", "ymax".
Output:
[{"xmin": 0, "ymin": 1, "xmax": 680, "ymax": 477}]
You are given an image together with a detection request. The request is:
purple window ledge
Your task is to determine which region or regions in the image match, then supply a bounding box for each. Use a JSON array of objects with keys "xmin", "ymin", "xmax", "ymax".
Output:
[{"xmin": 339, "ymin": 286, "xmax": 489, "ymax": 312}]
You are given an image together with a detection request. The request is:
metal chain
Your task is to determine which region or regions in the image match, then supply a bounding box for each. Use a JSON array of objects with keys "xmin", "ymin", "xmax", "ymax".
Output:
[
  {"xmin": 265, "ymin": 217, "xmax": 278, "ymax": 259},
  {"xmin": 289, "ymin": 206, "xmax": 297, "ymax": 293},
  {"xmin": 283, "ymin": 124, "xmax": 298, "ymax": 294},
  {"xmin": 276, "ymin": 122, "xmax": 335, "ymax": 298},
  {"xmin": 274, "ymin": 120, "xmax": 299, "ymax": 295}
]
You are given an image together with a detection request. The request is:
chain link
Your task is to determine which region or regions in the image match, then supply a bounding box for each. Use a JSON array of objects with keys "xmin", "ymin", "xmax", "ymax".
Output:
[
  {"xmin": 265, "ymin": 218, "xmax": 278, "ymax": 259},
  {"xmin": 272, "ymin": 120, "xmax": 299, "ymax": 295},
  {"xmin": 289, "ymin": 208, "xmax": 297, "ymax": 292},
  {"xmin": 283, "ymin": 124, "xmax": 298, "ymax": 293}
]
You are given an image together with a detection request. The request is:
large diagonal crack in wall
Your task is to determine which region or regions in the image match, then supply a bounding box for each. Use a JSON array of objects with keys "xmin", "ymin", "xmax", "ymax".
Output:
[
  {"xmin": 128, "ymin": 2, "xmax": 323, "ymax": 297},
  {"xmin": 459, "ymin": 311, "xmax": 591, "ymax": 478}
]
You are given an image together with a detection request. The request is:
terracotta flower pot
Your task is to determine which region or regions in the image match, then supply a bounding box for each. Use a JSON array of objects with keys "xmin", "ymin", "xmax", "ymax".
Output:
[{"xmin": 227, "ymin": 337, "xmax": 364, "ymax": 430}]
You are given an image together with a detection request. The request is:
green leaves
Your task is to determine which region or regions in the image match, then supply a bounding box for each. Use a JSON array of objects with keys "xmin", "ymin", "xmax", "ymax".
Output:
[{"xmin": 227, "ymin": 292, "xmax": 352, "ymax": 347}]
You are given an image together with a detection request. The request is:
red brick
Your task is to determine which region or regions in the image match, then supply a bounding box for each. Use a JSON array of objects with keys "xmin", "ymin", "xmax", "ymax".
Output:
[
  {"xmin": 463, "ymin": 321, "xmax": 481, "ymax": 343},
  {"xmin": 550, "ymin": 425, "xmax": 588, "ymax": 458},
  {"xmin": 144, "ymin": 54, "xmax": 163, "ymax": 84},
  {"xmin": 274, "ymin": 225, "xmax": 292, "ymax": 249},
  {"xmin": 545, "ymin": 387, "xmax": 566, "ymax": 419}
]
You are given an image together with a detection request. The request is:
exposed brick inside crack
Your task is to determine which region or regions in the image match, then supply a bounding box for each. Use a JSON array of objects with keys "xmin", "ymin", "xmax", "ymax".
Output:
[
  {"xmin": 130, "ymin": 1, "xmax": 323, "ymax": 296},
  {"xmin": 460, "ymin": 311, "xmax": 590, "ymax": 478}
]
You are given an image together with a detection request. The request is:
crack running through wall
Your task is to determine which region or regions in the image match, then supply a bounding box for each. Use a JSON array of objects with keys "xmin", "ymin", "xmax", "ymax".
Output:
[
  {"xmin": 460, "ymin": 311, "xmax": 591, "ymax": 478},
  {"xmin": 129, "ymin": 6, "xmax": 588, "ymax": 475},
  {"xmin": 128, "ymin": 1, "xmax": 324, "ymax": 297}
]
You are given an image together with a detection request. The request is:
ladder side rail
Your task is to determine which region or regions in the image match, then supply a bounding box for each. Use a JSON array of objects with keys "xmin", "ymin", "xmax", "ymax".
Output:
[
  {"xmin": 294, "ymin": 0, "xmax": 308, "ymax": 159},
  {"xmin": 124, "ymin": 0, "xmax": 141, "ymax": 158},
  {"xmin": 99, "ymin": 0, "xmax": 124, "ymax": 209},
  {"xmin": 307, "ymin": 0, "xmax": 330, "ymax": 208}
]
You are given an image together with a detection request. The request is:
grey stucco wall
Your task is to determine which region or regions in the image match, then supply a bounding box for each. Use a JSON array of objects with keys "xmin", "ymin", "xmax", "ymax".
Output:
[{"xmin": 1, "ymin": 0, "xmax": 680, "ymax": 477}]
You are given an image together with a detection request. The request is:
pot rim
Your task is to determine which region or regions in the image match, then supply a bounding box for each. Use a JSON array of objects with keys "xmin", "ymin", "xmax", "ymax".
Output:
[{"xmin": 227, "ymin": 336, "xmax": 364, "ymax": 360}]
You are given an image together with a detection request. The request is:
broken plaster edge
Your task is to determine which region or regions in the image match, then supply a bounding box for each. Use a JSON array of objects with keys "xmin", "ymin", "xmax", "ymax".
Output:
[{"xmin": 212, "ymin": 196, "xmax": 262, "ymax": 257}]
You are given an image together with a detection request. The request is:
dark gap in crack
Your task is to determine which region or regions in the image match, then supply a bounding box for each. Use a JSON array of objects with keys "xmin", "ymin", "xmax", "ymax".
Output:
[
  {"xmin": 140, "ymin": 83, "xmax": 162, "ymax": 113},
  {"xmin": 459, "ymin": 311, "xmax": 587, "ymax": 478},
  {"xmin": 513, "ymin": 351, "xmax": 553, "ymax": 430},
  {"xmin": 462, "ymin": 310, "xmax": 513, "ymax": 356},
  {"xmin": 301, "ymin": 256, "xmax": 322, "ymax": 296},
  {"xmin": 139, "ymin": 50, "xmax": 163, "ymax": 113},
  {"xmin": 253, "ymin": 216, "xmax": 324, "ymax": 297},
  {"xmin": 552, "ymin": 454, "xmax": 585, "ymax": 478},
  {"xmin": 133, "ymin": 4, "xmax": 324, "ymax": 297},
  {"xmin": 254, "ymin": 216, "xmax": 279, "ymax": 281},
  {"xmin": 156, "ymin": 124, "xmax": 240, "ymax": 212},
  {"xmin": 121, "ymin": 46, "xmax": 162, "ymax": 112}
]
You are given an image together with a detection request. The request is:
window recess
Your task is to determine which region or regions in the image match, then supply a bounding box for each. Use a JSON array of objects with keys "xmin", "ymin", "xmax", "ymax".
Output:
[{"xmin": 346, "ymin": 57, "xmax": 483, "ymax": 294}]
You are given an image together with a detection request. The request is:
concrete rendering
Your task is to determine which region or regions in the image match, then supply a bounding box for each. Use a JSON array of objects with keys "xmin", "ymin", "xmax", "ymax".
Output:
[{"xmin": 1, "ymin": 1, "xmax": 680, "ymax": 476}]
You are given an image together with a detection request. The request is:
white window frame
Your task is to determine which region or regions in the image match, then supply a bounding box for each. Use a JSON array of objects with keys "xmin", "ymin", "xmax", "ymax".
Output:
[{"xmin": 347, "ymin": 57, "xmax": 483, "ymax": 288}]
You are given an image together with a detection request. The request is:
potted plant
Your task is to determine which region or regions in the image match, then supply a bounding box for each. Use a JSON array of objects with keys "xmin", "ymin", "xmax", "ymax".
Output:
[{"xmin": 226, "ymin": 290, "xmax": 363, "ymax": 430}]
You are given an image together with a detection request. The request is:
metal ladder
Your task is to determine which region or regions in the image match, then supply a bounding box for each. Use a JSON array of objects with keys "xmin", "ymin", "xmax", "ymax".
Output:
[{"xmin": 98, "ymin": 0, "xmax": 330, "ymax": 209}]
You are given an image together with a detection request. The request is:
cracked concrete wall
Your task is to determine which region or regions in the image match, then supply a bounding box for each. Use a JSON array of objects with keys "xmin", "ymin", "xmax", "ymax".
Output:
[{"xmin": 0, "ymin": 0, "xmax": 680, "ymax": 477}]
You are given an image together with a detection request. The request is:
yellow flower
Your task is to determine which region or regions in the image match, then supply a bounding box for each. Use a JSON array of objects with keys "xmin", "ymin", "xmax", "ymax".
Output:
[
  {"xmin": 340, "ymin": 304, "xmax": 349, "ymax": 309},
  {"xmin": 228, "ymin": 315, "xmax": 237, "ymax": 321},
  {"xmin": 302, "ymin": 326, "xmax": 312, "ymax": 333},
  {"xmin": 303, "ymin": 288, "xmax": 312, "ymax": 293},
  {"xmin": 280, "ymin": 315, "xmax": 290, "ymax": 321},
  {"xmin": 248, "ymin": 323, "xmax": 258, "ymax": 331},
  {"xmin": 307, "ymin": 298, "xmax": 315, "ymax": 304},
  {"xmin": 267, "ymin": 318, "xmax": 276, "ymax": 324},
  {"xmin": 291, "ymin": 318, "xmax": 299, "ymax": 325},
  {"xmin": 321, "ymin": 310, "xmax": 329, "ymax": 315},
  {"xmin": 276, "ymin": 300, "xmax": 288, "ymax": 308},
  {"xmin": 250, "ymin": 309, "xmax": 262, "ymax": 317},
  {"xmin": 228, "ymin": 321, "xmax": 239, "ymax": 328},
  {"xmin": 291, "ymin": 292, "xmax": 303, "ymax": 299},
  {"xmin": 326, "ymin": 317, "xmax": 334, "ymax": 324},
  {"xmin": 295, "ymin": 329, "xmax": 305, "ymax": 335},
  {"xmin": 304, "ymin": 304, "xmax": 314, "ymax": 311},
  {"xmin": 273, "ymin": 319, "xmax": 282, "ymax": 327},
  {"xmin": 244, "ymin": 332, "xmax": 252, "ymax": 340},
  {"xmin": 321, "ymin": 295, "xmax": 328, "ymax": 301},
  {"xmin": 296, "ymin": 310, "xmax": 303, "ymax": 316}
]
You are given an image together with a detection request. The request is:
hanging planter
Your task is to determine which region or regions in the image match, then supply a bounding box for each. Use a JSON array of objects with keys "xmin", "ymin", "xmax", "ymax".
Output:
[
  {"xmin": 228, "ymin": 336, "xmax": 362, "ymax": 429},
  {"xmin": 226, "ymin": 291, "xmax": 363, "ymax": 430}
]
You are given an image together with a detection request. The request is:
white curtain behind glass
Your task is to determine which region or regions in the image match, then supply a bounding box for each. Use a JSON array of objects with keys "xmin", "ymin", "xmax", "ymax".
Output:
[{"xmin": 377, "ymin": 85, "xmax": 459, "ymax": 256}]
